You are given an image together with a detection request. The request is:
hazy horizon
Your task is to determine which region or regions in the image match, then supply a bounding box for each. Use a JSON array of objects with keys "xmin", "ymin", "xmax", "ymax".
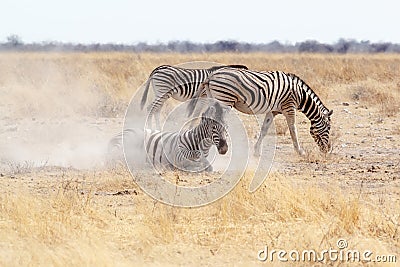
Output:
[{"xmin": 2, "ymin": 0, "xmax": 400, "ymax": 44}]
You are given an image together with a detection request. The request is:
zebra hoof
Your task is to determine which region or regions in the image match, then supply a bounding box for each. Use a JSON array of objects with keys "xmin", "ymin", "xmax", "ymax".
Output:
[
  {"xmin": 253, "ymin": 147, "xmax": 261, "ymax": 157},
  {"xmin": 205, "ymin": 165, "xmax": 213, "ymax": 172},
  {"xmin": 253, "ymin": 145, "xmax": 261, "ymax": 157},
  {"xmin": 297, "ymin": 148, "xmax": 306, "ymax": 156}
]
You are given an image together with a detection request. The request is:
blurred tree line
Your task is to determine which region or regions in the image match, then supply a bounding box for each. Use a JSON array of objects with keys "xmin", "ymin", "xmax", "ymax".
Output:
[{"xmin": 1, "ymin": 35, "xmax": 399, "ymax": 53}]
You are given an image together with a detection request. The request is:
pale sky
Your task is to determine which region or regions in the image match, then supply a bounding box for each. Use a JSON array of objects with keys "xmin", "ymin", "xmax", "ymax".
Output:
[{"xmin": 1, "ymin": 0, "xmax": 399, "ymax": 44}]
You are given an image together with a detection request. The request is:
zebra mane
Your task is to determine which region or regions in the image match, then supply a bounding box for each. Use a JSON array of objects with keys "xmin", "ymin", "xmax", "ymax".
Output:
[
  {"xmin": 150, "ymin": 64, "xmax": 247, "ymax": 76},
  {"xmin": 213, "ymin": 102, "xmax": 225, "ymax": 122},
  {"xmin": 202, "ymin": 102, "xmax": 225, "ymax": 123},
  {"xmin": 149, "ymin": 65, "xmax": 172, "ymax": 76},
  {"xmin": 288, "ymin": 73, "xmax": 330, "ymax": 115},
  {"xmin": 208, "ymin": 64, "xmax": 248, "ymax": 72}
]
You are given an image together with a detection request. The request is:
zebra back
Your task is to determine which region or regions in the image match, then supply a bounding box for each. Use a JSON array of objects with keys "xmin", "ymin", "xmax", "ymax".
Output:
[
  {"xmin": 107, "ymin": 104, "xmax": 228, "ymax": 171},
  {"xmin": 141, "ymin": 64, "xmax": 248, "ymax": 109},
  {"xmin": 207, "ymin": 64, "xmax": 248, "ymax": 72},
  {"xmin": 187, "ymin": 67, "xmax": 333, "ymax": 152}
]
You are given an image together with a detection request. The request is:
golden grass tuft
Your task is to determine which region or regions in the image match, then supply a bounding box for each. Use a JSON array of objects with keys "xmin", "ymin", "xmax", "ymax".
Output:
[
  {"xmin": 351, "ymin": 81, "xmax": 400, "ymax": 116},
  {"xmin": 2, "ymin": 52, "xmax": 400, "ymax": 118},
  {"xmin": 1, "ymin": 170, "xmax": 398, "ymax": 266},
  {"xmin": 0, "ymin": 184, "xmax": 136, "ymax": 266},
  {"xmin": 338, "ymin": 198, "xmax": 360, "ymax": 233},
  {"xmin": 1, "ymin": 53, "xmax": 399, "ymax": 265}
]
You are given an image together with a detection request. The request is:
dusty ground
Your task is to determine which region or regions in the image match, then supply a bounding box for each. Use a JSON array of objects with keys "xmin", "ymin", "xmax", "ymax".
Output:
[{"xmin": 0, "ymin": 53, "xmax": 399, "ymax": 266}]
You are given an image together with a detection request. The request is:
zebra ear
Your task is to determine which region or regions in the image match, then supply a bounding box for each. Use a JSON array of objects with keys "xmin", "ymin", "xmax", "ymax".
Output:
[
  {"xmin": 208, "ymin": 106, "xmax": 216, "ymax": 117},
  {"xmin": 222, "ymin": 106, "xmax": 230, "ymax": 114},
  {"xmin": 324, "ymin": 109, "xmax": 333, "ymax": 118}
]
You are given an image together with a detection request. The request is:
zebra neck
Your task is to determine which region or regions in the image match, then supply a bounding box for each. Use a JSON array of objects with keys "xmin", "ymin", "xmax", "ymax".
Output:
[
  {"xmin": 297, "ymin": 83, "xmax": 328, "ymax": 123},
  {"xmin": 190, "ymin": 124, "xmax": 213, "ymax": 150}
]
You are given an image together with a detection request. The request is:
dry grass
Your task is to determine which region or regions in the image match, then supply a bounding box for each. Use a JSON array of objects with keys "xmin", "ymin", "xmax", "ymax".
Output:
[
  {"xmin": 1, "ymin": 170, "xmax": 398, "ymax": 266},
  {"xmin": 0, "ymin": 180, "xmax": 135, "ymax": 266},
  {"xmin": 1, "ymin": 52, "xmax": 399, "ymax": 118},
  {"xmin": 350, "ymin": 80, "xmax": 400, "ymax": 117},
  {"xmin": 0, "ymin": 53, "xmax": 399, "ymax": 266}
]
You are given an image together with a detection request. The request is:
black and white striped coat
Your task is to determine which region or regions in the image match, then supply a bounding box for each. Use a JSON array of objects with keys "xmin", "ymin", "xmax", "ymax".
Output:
[
  {"xmin": 188, "ymin": 69, "xmax": 333, "ymax": 155},
  {"xmin": 108, "ymin": 104, "xmax": 228, "ymax": 172},
  {"xmin": 140, "ymin": 64, "xmax": 247, "ymax": 127}
]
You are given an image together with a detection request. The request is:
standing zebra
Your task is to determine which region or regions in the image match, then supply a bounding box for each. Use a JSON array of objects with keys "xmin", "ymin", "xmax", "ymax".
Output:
[
  {"xmin": 187, "ymin": 69, "xmax": 333, "ymax": 155},
  {"xmin": 108, "ymin": 103, "xmax": 228, "ymax": 172},
  {"xmin": 140, "ymin": 64, "xmax": 247, "ymax": 128}
]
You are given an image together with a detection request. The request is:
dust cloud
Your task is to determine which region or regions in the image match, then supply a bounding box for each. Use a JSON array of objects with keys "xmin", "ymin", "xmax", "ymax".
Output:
[
  {"xmin": 0, "ymin": 57, "xmax": 274, "ymax": 175},
  {"xmin": 0, "ymin": 57, "xmax": 124, "ymax": 171}
]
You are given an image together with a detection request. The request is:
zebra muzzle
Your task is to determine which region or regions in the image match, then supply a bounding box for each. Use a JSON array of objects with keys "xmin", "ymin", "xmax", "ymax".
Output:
[{"xmin": 217, "ymin": 140, "xmax": 228, "ymax": 155}]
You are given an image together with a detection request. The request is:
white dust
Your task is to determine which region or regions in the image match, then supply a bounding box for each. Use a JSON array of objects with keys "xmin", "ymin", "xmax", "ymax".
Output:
[{"xmin": 0, "ymin": 57, "xmax": 123, "ymax": 171}]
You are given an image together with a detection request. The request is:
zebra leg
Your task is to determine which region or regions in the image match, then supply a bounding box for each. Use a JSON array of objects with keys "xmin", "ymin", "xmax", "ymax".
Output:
[
  {"xmin": 177, "ymin": 158, "xmax": 204, "ymax": 172},
  {"xmin": 283, "ymin": 110, "xmax": 305, "ymax": 156},
  {"xmin": 175, "ymin": 154, "xmax": 212, "ymax": 172},
  {"xmin": 199, "ymin": 156, "xmax": 213, "ymax": 172},
  {"xmin": 173, "ymin": 149, "xmax": 200, "ymax": 171},
  {"xmin": 254, "ymin": 112, "xmax": 276, "ymax": 157},
  {"xmin": 148, "ymin": 91, "xmax": 173, "ymax": 129},
  {"xmin": 192, "ymin": 158, "xmax": 213, "ymax": 172},
  {"xmin": 145, "ymin": 108, "xmax": 160, "ymax": 129},
  {"xmin": 147, "ymin": 99, "xmax": 163, "ymax": 129},
  {"xmin": 154, "ymin": 110, "xmax": 161, "ymax": 129},
  {"xmin": 146, "ymin": 108, "xmax": 154, "ymax": 128},
  {"xmin": 203, "ymin": 159, "xmax": 213, "ymax": 172}
]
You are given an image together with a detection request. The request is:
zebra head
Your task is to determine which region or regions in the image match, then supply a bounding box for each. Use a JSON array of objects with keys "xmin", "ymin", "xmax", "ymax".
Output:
[
  {"xmin": 201, "ymin": 103, "xmax": 229, "ymax": 155},
  {"xmin": 310, "ymin": 109, "xmax": 333, "ymax": 153}
]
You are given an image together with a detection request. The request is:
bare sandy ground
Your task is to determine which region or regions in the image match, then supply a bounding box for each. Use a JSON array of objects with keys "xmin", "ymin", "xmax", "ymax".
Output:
[
  {"xmin": 0, "ymin": 53, "xmax": 399, "ymax": 266},
  {"xmin": 1, "ymin": 98, "xmax": 398, "ymax": 195}
]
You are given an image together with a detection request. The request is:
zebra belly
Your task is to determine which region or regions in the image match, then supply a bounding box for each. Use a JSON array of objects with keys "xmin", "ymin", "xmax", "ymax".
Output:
[
  {"xmin": 144, "ymin": 131, "xmax": 178, "ymax": 170},
  {"xmin": 233, "ymin": 100, "xmax": 276, "ymax": 115},
  {"xmin": 171, "ymin": 93, "xmax": 193, "ymax": 102}
]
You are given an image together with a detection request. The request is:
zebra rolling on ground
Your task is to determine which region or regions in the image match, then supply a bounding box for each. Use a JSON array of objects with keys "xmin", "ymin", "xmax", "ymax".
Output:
[
  {"xmin": 108, "ymin": 103, "xmax": 229, "ymax": 172},
  {"xmin": 140, "ymin": 64, "xmax": 247, "ymax": 128},
  {"xmin": 187, "ymin": 68, "xmax": 333, "ymax": 155}
]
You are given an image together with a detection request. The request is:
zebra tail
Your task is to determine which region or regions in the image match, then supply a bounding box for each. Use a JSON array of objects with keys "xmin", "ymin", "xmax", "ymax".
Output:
[
  {"xmin": 140, "ymin": 65, "xmax": 172, "ymax": 110},
  {"xmin": 140, "ymin": 78, "xmax": 151, "ymax": 110}
]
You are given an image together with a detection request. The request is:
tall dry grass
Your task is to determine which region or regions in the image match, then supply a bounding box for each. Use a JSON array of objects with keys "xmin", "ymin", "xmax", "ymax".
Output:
[
  {"xmin": 1, "ymin": 169, "xmax": 398, "ymax": 266},
  {"xmin": 0, "ymin": 53, "xmax": 399, "ymax": 266},
  {"xmin": 1, "ymin": 53, "xmax": 399, "ymax": 118},
  {"xmin": 0, "ymin": 180, "xmax": 136, "ymax": 266}
]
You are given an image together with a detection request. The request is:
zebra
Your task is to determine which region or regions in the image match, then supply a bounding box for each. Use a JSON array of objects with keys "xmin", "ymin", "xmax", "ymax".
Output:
[
  {"xmin": 108, "ymin": 103, "xmax": 229, "ymax": 172},
  {"xmin": 140, "ymin": 64, "xmax": 247, "ymax": 128},
  {"xmin": 187, "ymin": 68, "xmax": 333, "ymax": 155}
]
